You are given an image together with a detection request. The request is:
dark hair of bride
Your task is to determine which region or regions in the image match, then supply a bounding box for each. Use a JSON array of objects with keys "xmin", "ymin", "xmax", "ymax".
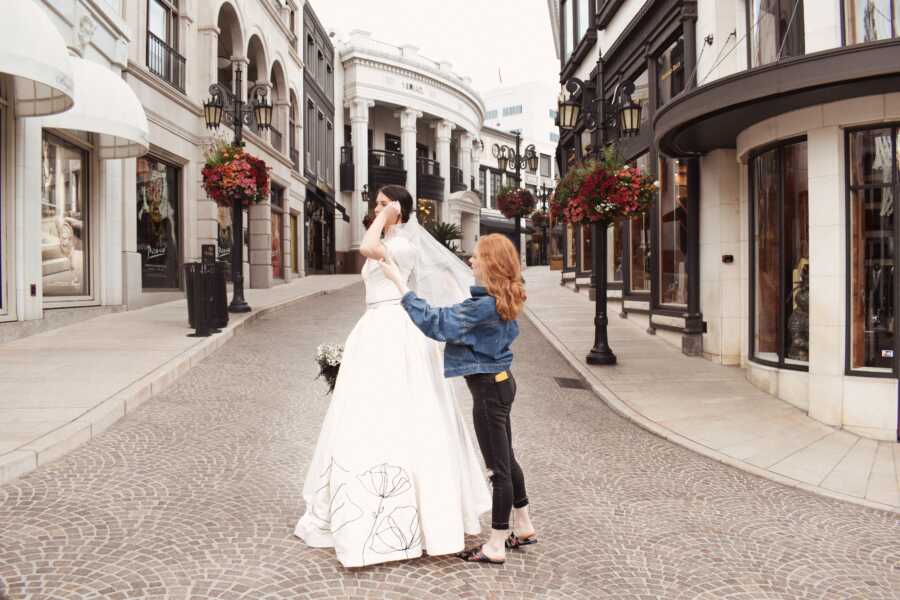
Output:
[{"xmin": 377, "ymin": 185, "xmax": 414, "ymax": 223}]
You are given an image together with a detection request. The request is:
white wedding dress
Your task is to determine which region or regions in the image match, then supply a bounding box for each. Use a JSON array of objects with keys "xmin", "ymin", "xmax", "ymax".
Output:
[{"xmin": 295, "ymin": 227, "xmax": 491, "ymax": 568}]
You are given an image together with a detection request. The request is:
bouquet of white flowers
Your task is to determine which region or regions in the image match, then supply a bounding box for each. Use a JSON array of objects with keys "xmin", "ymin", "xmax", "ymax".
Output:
[{"xmin": 315, "ymin": 343, "xmax": 343, "ymax": 394}]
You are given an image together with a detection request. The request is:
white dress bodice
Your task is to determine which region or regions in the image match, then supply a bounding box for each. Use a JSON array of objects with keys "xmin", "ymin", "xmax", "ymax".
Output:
[{"xmin": 361, "ymin": 231, "xmax": 416, "ymax": 305}]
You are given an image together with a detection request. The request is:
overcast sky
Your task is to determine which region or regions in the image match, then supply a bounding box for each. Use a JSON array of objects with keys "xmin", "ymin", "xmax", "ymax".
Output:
[{"xmin": 308, "ymin": 0, "xmax": 559, "ymax": 93}]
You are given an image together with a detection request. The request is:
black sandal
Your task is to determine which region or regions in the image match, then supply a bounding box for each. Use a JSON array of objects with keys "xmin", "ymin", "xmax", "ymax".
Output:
[
  {"xmin": 506, "ymin": 532, "xmax": 538, "ymax": 549},
  {"xmin": 457, "ymin": 546, "xmax": 505, "ymax": 565}
]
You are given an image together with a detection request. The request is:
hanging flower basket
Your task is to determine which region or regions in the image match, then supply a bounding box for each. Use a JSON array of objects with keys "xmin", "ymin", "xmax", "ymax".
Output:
[
  {"xmin": 495, "ymin": 187, "xmax": 537, "ymax": 219},
  {"xmin": 201, "ymin": 141, "xmax": 270, "ymax": 207},
  {"xmin": 530, "ymin": 209, "xmax": 549, "ymax": 228},
  {"xmin": 550, "ymin": 148, "xmax": 657, "ymax": 226}
]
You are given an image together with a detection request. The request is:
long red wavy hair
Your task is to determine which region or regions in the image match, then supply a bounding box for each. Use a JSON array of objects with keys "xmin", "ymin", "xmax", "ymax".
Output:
[{"xmin": 476, "ymin": 234, "xmax": 526, "ymax": 321}]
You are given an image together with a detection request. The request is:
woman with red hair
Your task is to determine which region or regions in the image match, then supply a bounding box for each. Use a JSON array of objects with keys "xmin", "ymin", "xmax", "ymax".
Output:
[{"xmin": 380, "ymin": 229, "xmax": 537, "ymax": 565}]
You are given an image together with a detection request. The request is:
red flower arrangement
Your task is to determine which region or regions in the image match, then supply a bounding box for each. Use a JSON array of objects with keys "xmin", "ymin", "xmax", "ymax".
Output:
[
  {"xmin": 202, "ymin": 141, "xmax": 270, "ymax": 207},
  {"xmin": 550, "ymin": 149, "xmax": 657, "ymax": 225},
  {"xmin": 530, "ymin": 209, "xmax": 549, "ymax": 227},
  {"xmin": 495, "ymin": 187, "xmax": 537, "ymax": 219}
]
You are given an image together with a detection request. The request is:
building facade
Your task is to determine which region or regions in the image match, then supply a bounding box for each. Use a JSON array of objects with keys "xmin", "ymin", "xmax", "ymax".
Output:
[
  {"xmin": 0, "ymin": 0, "xmax": 339, "ymax": 342},
  {"xmin": 333, "ymin": 30, "xmax": 485, "ymax": 270},
  {"xmin": 552, "ymin": 0, "xmax": 900, "ymax": 441}
]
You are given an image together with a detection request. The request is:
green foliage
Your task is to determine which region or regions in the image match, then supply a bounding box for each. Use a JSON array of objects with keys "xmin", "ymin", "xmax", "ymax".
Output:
[{"xmin": 425, "ymin": 221, "xmax": 463, "ymax": 251}]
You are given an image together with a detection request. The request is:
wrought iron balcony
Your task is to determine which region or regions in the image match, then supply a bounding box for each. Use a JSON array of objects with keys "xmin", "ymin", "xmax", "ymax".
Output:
[
  {"xmin": 369, "ymin": 149, "xmax": 406, "ymax": 191},
  {"xmin": 417, "ymin": 157, "xmax": 444, "ymax": 201},
  {"xmin": 147, "ymin": 32, "xmax": 185, "ymax": 92},
  {"xmin": 450, "ymin": 166, "xmax": 466, "ymax": 192}
]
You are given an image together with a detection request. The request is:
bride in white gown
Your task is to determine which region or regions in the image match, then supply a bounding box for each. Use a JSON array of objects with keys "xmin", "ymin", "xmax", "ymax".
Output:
[{"xmin": 295, "ymin": 185, "xmax": 491, "ymax": 568}]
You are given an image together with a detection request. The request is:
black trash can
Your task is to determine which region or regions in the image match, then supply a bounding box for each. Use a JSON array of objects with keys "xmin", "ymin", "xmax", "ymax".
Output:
[
  {"xmin": 184, "ymin": 262, "xmax": 218, "ymax": 336},
  {"xmin": 210, "ymin": 261, "xmax": 229, "ymax": 329}
]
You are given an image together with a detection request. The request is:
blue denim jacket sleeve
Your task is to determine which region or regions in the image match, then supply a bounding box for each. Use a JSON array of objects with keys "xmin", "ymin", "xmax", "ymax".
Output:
[{"xmin": 400, "ymin": 291, "xmax": 482, "ymax": 344}]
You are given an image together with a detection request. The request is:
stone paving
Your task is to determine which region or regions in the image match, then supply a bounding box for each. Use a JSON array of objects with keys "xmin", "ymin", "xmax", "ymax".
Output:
[{"xmin": 0, "ymin": 283, "xmax": 897, "ymax": 600}]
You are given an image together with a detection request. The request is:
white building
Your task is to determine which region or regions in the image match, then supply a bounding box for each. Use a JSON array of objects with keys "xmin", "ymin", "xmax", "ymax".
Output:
[
  {"xmin": 552, "ymin": 0, "xmax": 900, "ymax": 441},
  {"xmin": 0, "ymin": 0, "xmax": 329, "ymax": 342},
  {"xmin": 332, "ymin": 30, "xmax": 485, "ymax": 269}
]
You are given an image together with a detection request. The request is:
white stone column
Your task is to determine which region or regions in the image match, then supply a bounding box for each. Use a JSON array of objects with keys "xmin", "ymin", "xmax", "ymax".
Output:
[
  {"xmin": 471, "ymin": 139, "xmax": 483, "ymax": 192},
  {"xmin": 807, "ymin": 125, "xmax": 846, "ymax": 427},
  {"xmin": 460, "ymin": 132, "xmax": 473, "ymax": 191},
  {"xmin": 249, "ymin": 201, "xmax": 272, "ymax": 289},
  {"xmin": 121, "ymin": 158, "xmax": 142, "ymax": 306},
  {"xmin": 349, "ymin": 98, "xmax": 374, "ymax": 250},
  {"xmin": 397, "ymin": 108, "xmax": 421, "ymax": 199},
  {"xmin": 231, "ymin": 56, "xmax": 248, "ymax": 101},
  {"xmin": 434, "ymin": 120, "xmax": 454, "ymax": 216}
]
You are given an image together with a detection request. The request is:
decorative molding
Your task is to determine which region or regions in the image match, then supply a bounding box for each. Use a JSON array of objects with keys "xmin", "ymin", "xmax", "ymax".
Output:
[
  {"xmin": 342, "ymin": 56, "xmax": 483, "ymax": 122},
  {"xmin": 125, "ymin": 61, "xmax": 203, "ymax": 114}
]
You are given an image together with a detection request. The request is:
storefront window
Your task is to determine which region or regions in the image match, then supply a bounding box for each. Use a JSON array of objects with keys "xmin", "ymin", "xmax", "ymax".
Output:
[
  {"xmin": 479, "ymin": 169, "xmax": 487, "ymax": 206},
  {"xmin": 656, "ymin": 37, "xmax": 684, "ymax": 108},
  {"xmin": 271, "ymin": 184, "xmax": 284, "ymax": 279},
  {"xmin": 848, "ymin": 128, "xmax": 896, "ymax": 371},
  {"xmin": 605, "ymin": 222, "xmax": 622, "ymax": 282},
  {"xmin": 579, "ymin": 224, "xmax": 592, "ymax": 273},
  {"xmin": 632, "ymin": 69, "xmax": 650, "ymax": 125},
  {"xmin": 658, "ymin": 157, "xmax": 689, "ymax": 305},
  {"xmin": 750, "ymin": 0, "xmax": 805, "ymax": 68},
  {"xmin": 751, "ymin": 139, "xmax": 809, "ymax": 367},
  {"xmin": 41, "ymin": 133, "xmax": 90, "ymax": 299},
  {"xmin": 843, "ymin": 0, "xmax": 896, "ymax": 45},
  {"xmin": 137, "ymin": 157, "xmax": 179, "ymax": 288},
  {"xmin": 628, "ymin": 153, "xmax": 652, "ymax": 293},
  {"xmin": 291, "ymin": 213, "xmax": 300, "ymax": 274}
]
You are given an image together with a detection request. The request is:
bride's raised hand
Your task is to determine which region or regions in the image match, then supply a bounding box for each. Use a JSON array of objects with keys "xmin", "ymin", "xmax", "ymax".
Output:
[{"xmin": 384, "ymin": 201, "xmax": 402, "ymax": 223}]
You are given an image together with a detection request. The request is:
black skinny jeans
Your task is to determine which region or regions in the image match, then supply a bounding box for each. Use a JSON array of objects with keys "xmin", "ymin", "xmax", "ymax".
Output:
[{"xmin": 464, "ymin": 371, "xmax": 528, "ymax": 530}]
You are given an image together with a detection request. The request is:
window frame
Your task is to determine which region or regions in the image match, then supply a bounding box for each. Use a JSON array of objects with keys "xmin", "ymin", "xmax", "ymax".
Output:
[
  {"xmin": 0, "ymin": 80, "xmax": 10, "ymax": 320},
  {"xmin": 746, "ymin": 0, "xmax": 807, "ymax": 69},
  {"xmin": 747, "ymin": 135, "xmax": 809, "ymax": 371},
  {"xmin": 41, "ymin": 129, "xmax": 98, "ymax": 308},
  {"xmin": 147, "ymin": 0, "xmax": 179, "ymax": 49},
  {"xmin": 840, "ymin": 0, "xmax": 898, "ymax": 45},
  {"xmin": 844, "ymin": 123, "xmax": 899, "ymax": 378},
  {"xmin": 136, "ymin": 154, "xmax": 183, "ymax": 290}
]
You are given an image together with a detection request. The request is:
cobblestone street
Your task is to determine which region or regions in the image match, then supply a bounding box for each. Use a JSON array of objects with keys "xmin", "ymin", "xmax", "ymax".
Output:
[{"xmin": 0, "ymin": 283, "xmax": 897, "ymax": 600}]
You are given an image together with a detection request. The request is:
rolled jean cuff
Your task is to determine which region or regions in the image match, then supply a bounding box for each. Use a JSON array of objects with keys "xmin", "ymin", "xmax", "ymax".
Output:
[{"xmin": 513, "ymin": 497, "xmax": 529, "ymax": 509}]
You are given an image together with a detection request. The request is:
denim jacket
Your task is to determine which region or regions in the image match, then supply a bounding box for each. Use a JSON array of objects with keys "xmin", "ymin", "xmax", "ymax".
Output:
[{"xmin": 400, "ymin": 286, "xmax": 519, "ymax": 378}]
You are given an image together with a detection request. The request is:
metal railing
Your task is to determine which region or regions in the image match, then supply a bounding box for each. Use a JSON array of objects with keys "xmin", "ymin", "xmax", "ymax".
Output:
[
  {"xmin": 370, "ymin": 149, "xmax": 404, "ymax": 169},
  {"xmin": 450, "ymin": 166, "xmax": 465, "ymax": 191},
  {"xmin": 416, "ymin": 156, "xmax": 440, "ymax": 176},
  {"xmin": 147, "ymin": 32, "xmax": 186, "ymax": 92}
]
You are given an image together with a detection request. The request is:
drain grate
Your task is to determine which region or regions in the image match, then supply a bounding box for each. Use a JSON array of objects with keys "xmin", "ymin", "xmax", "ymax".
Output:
[{"xmin": 554, "ymin": 376, "xmax": 589, "ymax": 390}]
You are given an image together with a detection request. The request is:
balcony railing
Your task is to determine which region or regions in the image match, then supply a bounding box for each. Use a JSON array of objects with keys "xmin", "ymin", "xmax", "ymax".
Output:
[
  {"xmin": 450, "ymin": 166, "xmax": 466, "ymax": 192},
  {"xmin": 147, "ymin": 32, "xmax": 186, "ymax": 92},
  {"xmin": 370, "ymin": 149, "xmax": 404, "ymax": 169},
  {"xmin": 416, "ymin": 156, "xmax": 440, "ymax": 176},
  {"xmin": 417, "ymin": 156, "xmax": 444, "ymax": 201}
]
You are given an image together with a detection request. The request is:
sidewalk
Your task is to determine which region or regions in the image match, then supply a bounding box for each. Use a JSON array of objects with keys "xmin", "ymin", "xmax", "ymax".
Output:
[
  {"xmin": 523, "ymin": 267, "xmax": 900, "ymax": 512},
  {"xmin": 0, "ymin": 274, "xmax": 360, "ymax": 484}
]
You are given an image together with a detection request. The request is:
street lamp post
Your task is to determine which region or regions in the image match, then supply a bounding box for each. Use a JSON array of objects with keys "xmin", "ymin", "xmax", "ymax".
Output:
[
  {"xmin": 558, "ymin": 74, "xmax": 642, "ymax": 365},
  {"xmin": 539, "ymin": 183, "xmax": 552, "ymax": 265},
  {"xmin": 492, "ymin": 130, "xmax": 538, "ymax": 258},
  {"xmin": 203, "ymin": 62, "xmax": 273, "ymax": 313}
]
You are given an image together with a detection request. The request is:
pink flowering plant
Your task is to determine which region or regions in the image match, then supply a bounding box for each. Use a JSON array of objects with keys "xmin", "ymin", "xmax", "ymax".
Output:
[
  {"xmin": 201, "ymin": 140, "xmax": 270, "ymax": 207},
  {"xmin": 551, "ymin": 147, "xmax": 657, "ymax": 225},
  {"xmin": 495, "ymin": 186, "xmax": 537, "ymax": 220}
]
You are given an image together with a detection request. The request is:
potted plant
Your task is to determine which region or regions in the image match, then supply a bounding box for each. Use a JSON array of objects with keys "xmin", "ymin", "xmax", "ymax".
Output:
[{"xmin": 495, "ymin": 186, "xmax": 537, "ymax": 220}]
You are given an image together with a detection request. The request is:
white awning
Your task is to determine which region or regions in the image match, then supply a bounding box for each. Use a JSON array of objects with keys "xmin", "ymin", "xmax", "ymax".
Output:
[
  {"xmin": 41, "ymin": 58, "xmax": 149, "ymax": 159},
  {"xmin": 0, "ymin": 0, "xmax": 75, "ymax": 117}
]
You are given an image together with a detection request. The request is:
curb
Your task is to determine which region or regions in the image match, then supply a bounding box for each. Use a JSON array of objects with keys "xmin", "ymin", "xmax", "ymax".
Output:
[
  {"xmin": 522, "ymin": 305, "xmax": 900, "ymax": 515},
  {"xmin": 0, "ymin": 282, "xmax": 359, "ymax": 486}
]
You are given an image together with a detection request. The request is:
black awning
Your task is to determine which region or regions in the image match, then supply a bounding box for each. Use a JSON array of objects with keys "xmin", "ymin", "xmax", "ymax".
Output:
[{"xmin": 655, "ymin": 40, "xmax": 900, "ymax": 157}]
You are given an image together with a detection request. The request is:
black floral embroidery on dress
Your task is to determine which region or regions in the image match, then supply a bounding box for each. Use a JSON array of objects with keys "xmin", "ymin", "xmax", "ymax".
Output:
[
  {"xmin": 358, "ymin": 463, "xmax": 412, "ymax": 499},
  {"xmin": 369, "ymin": 505, "xmax": 422, "ymax": 556}
]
